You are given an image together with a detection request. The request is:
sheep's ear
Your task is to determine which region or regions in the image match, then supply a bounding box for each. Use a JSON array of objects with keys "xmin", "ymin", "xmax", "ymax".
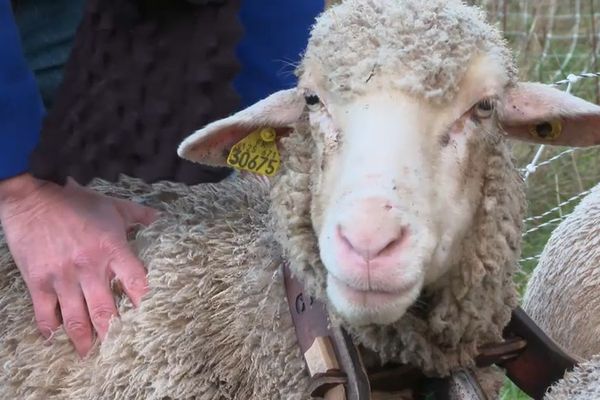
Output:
[
  {"xmin": 177, "ymin": 89, "xmax": 305, "ymax": 165},
  {"xmin": 499, "ymin": 82, "xmax": 600, "ymax": 147}
]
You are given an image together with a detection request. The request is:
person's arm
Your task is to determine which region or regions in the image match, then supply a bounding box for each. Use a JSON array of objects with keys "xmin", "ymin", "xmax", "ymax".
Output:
[
  {"xmin": 0, "ymin": 0, "xmax": 44, "ymax": 182},
  {"xmin": 0, "ymin": 0, "xmax": 157, "ymax": 357}
]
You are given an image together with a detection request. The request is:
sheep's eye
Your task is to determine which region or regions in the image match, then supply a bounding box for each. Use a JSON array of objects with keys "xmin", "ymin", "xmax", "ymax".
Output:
[
  {"xmin": 474, "ymin": 99, "xmax": 495, "ymax": 119},
  {"xmin": 305, "ymin": 94, "xmax": 321, "ymax": 107}
]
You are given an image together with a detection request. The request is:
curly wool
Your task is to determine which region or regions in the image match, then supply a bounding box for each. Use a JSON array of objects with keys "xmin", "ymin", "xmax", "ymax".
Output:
[
  {"xmin": 544, "ymin": 355, "xmax": 600, "ymax": 400},
  {"xmin": 301, "ymin": 0, "xmax": 516, "ymax": 103},
  {"xmin": 0, "ymin": 175, "xmax": 314, "ymax": 399},
  {"xmin": 0, "ymin": 0, "xmax": 527, "ymax": 397},
  {"xmin": 271, "ymin": 117, "xmax": 524, "ymax": 376},
  {"xmin": 523, "ymin": 183, "xmax": 600, "ymax": 359},
  {"xmin": 0, "ymin": 154, "xmax": 522, "ymax": 399},
  {"xmin": 272, "ymin": 0, "xmax": 525, "ymax": 375}
]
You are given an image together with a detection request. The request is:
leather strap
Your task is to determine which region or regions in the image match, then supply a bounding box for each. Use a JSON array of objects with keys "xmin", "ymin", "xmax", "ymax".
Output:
[
  {"xmin": 282, "ymin": 262, "xmax": 579, "ymax": 399},
  {"xmin": 498, "ymin": 307, "xmax": 581, "ymax": 400},
  {"xmin": 329, "ymin": 326, "xmax": 371, "ymax": 399},
  {"xmin": 367, "ymin": 364, "xmax": 426, "ymax": 393},
  {"xmin": 282, "ymin": 263, "xmax": 371, "ymax": 399}
]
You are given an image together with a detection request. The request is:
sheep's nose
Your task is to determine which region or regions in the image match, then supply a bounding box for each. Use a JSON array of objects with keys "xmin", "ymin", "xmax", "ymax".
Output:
[
  {"xmin": 336, "ymin": 224, "xmax": 407, "ymax": 262},
  {"xmin": 334, "ymin": 198, "xmax": 408, "ymax": 264}
]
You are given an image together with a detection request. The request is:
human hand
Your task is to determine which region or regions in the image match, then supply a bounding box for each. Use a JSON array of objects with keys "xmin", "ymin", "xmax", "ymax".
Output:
[{"xmin": 0, "ymin": 174, "xmax": 158, "ymax": 357}]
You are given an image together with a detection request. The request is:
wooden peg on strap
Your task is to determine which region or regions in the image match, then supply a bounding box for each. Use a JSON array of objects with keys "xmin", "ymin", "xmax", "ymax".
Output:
[
  {"xmin": 283, "ymin": 263, "xmax": 370, "ymax": 400},
  {"xmin": 325, "ymin": 384, "xmax": 347, "ymax": 400},
  {"xmin": 305, "ymin": 337, "xmax": 340, "ymax": 376},
  {"xmin": 305, "ymin": 337, "xmax": 347, "ymax": 399}
]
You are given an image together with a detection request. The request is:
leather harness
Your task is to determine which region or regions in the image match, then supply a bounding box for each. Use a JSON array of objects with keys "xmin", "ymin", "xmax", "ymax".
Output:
[{"xmin": 282, "ymin": 263, "xmax": 581, "ymax": 400}]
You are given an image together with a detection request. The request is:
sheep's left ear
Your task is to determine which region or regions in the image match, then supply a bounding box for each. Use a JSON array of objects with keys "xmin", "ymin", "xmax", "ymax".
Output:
[
  {"xmin": 177, "ymin": 88, "xmax": 305, "ymax": 166},
  {"xmin": 499, "ymin": 82, "xmax": 600, "ymax": 147}
]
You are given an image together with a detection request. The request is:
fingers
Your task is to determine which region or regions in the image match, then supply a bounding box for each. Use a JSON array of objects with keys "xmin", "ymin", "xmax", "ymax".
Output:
[
  {"xmin": 55, "ymin": 283, "xmax": 94, "ymax": 357},
  {"xmin": 113, "ymin": 198, "xmax": 158, "ymax": 227},
  {"xmin": 109, "ymin": 248, "xmax": 149, "ymax": 308},
  {"xmin": 2, "ymin": 178, "xmax": 154, "ymax": 359},
  {"xmin": 29, "ymin": 289, "xmax": 61, "ymax": 339},
  {"xmin": 80, "ymin": 278, "xmax": 118, "ymax": 342}
]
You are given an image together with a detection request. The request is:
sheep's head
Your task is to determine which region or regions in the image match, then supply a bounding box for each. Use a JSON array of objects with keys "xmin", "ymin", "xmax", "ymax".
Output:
[{"xmin": 178, "ymin": 0, "xmax": 600, "ymax": 328}]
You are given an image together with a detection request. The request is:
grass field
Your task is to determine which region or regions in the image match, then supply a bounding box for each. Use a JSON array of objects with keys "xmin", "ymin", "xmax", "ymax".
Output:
[{"xmin": 469, "ymin": 1, "xmax": 600, "ymax": 398}]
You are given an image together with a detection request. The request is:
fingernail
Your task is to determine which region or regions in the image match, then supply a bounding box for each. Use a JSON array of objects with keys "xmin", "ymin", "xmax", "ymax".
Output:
[
  {"xmin": 78, "ymin": 347, "xmax": 91, "ymax": 360},
  {"xmin": 41, "ymin": 329, "xmax": 55, "ymax": 346},
  {"xmin": 40, "ymin": 327, "xmax": 53, "ymax": 340}
]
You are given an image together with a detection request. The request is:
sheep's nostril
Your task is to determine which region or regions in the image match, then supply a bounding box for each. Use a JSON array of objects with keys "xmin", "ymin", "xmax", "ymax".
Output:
[
  {"xmin": 337, "ymin": 225, "xmax": 355, "ymax": 250},
  {"xmin": 377, "ymin": 231, "xmax": 406, "ymax": 257},
  {"xmin": 336, "ymin": 224, "xmax": 407, "ymax": 261}
]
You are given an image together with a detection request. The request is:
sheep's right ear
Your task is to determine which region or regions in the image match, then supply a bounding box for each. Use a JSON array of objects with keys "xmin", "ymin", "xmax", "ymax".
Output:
[
  {"xmin": 499, "ymin": 82, "xmax": 600, "ymax": 147},
  {"xmin": 177, "ymin": 88, "xmax": 305, "ymax": 166}
]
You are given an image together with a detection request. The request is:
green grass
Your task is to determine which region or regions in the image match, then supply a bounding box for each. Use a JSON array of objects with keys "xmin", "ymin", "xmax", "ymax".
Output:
[{"xmin": 501, "ymin": 379, "xmax": 530, "ymax": 400}]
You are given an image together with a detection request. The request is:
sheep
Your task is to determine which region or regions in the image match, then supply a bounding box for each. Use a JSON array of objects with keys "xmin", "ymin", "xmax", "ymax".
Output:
[
  {"xmin": 521, "ymin": 184, "xmax": 600, "ymax": 399},
  {"xmin": 523, "ymin": 183, "xmax": 600, "ymax": 360},
  {"xmin": 2, "ymin": 0, "xmax": 600, "ymax": 398},
  {"xmin": 544, "ymin": 355, "xmax": 600, "ymax": 400}
]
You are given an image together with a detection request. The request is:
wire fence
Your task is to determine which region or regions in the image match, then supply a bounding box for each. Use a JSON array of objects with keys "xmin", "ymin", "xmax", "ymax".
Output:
[
  {"xmin": 473, "ymin": 0, "xmax": 600, "ymax": 98},
  {"xmin": 471, "ymin": 0, "xmax": 600, "ymax": 289},
  {"xmin": 469, "ymin": 0, "xmax": 600, "ymax": 287},
  {"xmin": 467, "ymin": 3, "xmax": 600, "ymax": 397}
]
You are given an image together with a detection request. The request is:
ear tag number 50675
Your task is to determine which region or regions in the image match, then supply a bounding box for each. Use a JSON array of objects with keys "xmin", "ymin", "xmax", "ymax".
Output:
[{"xmin": 226, "ymin": 128, "xmax": 281, "ymax": 176}]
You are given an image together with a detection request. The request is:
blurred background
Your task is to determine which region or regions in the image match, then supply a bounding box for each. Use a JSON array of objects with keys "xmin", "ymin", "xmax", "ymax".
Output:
[{"xmin": 470, "ymin": 1, "xmax": 600, "ymax": 398}]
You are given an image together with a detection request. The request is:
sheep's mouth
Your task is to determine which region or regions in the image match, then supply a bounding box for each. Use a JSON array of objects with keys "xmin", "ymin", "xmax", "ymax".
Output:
[{"xmin": 328, "ymin": 274, "xmax": 419, "ymax": 307}]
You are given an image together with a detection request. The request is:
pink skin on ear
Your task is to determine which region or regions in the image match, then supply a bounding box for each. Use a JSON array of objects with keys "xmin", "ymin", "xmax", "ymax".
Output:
[
  {"xmin": 177, "ymin": 89, "xmax": 305, "ymax": 166},
  {"xmin": 499, "ymin": 82, "xmax": 600, "ymax": 147}
]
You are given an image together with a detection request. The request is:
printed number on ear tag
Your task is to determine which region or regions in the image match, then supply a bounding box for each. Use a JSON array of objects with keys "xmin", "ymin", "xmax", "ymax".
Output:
[{"xmin": 226, "ymin": 128, "xmax": 281, "ymax": 176}]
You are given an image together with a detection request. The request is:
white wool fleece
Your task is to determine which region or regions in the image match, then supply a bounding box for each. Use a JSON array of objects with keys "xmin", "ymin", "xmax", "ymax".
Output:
[{"xmin": 299, "ymin": 0, "xmax": 517, "ymax": 103}]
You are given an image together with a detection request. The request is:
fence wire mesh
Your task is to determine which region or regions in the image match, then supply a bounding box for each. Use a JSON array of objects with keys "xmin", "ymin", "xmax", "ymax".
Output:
[
  {"xmin": 467, "ymin": 1, "xmax": 600, "ymax": 294},
  {"xmin": 473, "ymin": 0, "xmax": 600, "ymax": 94},
  {"xmin": 467, "ymin": 3, "xmax": 600, "ymax": 398}
]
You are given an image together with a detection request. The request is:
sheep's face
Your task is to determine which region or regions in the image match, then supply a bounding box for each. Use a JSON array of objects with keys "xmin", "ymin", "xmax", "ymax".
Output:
[
  {"xmin": 301, "ymin": 55, "xmax": 511, "ymax": 325},
  {"xmin": 178, "ymin": 0, "xmax": 600, "ymax": 329}
]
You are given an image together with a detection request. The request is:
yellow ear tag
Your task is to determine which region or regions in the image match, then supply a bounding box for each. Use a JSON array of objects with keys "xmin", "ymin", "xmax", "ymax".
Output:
[
  {"xmin": 226, "ymin": 128, "xmax": 281, "ymax": 176},
  {"xmin": 529, "ymin": 120, "xmax": 562, "ymax": 141}
]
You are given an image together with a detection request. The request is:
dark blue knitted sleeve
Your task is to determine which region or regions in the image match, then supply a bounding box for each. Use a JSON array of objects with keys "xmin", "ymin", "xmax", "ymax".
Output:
[{"xmin": 0, "ymin": 0, "xmax": 44, "ymax": 180}]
